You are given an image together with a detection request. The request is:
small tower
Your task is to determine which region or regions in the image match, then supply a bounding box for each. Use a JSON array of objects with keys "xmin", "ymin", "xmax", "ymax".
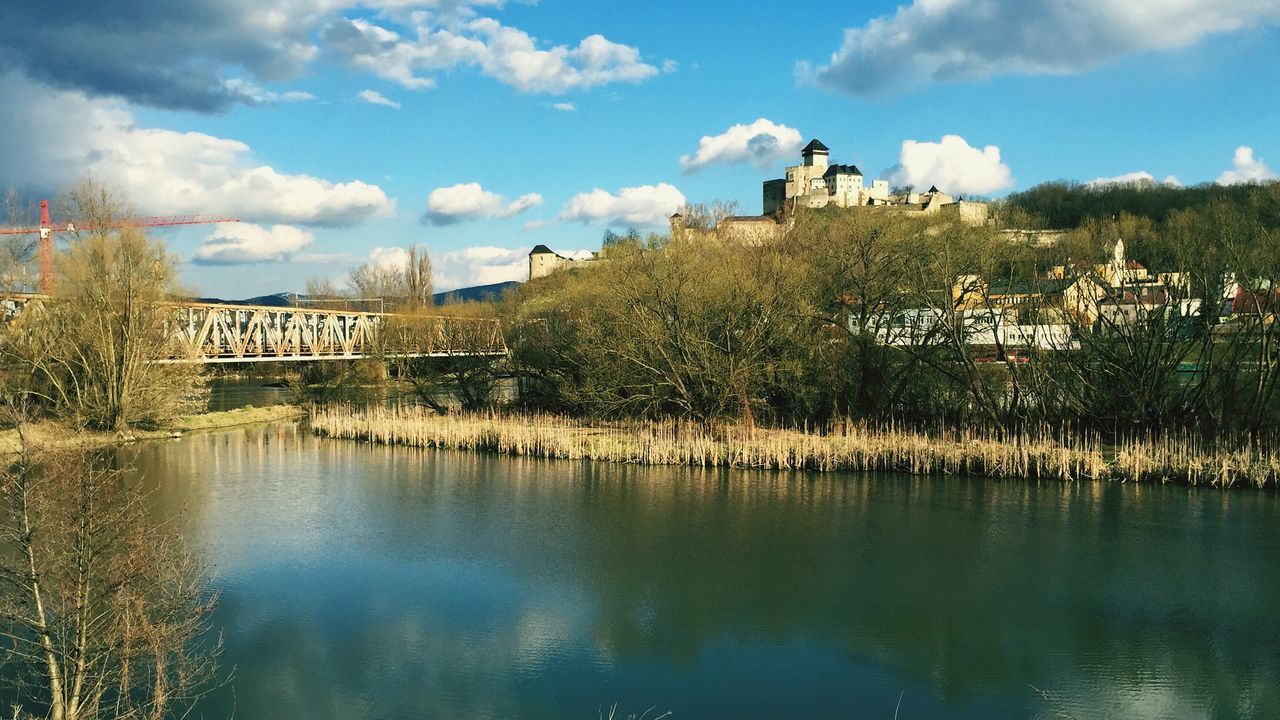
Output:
[{"xmin": 801, "ymin": 139, "xmax": 829, "ymax": 169}]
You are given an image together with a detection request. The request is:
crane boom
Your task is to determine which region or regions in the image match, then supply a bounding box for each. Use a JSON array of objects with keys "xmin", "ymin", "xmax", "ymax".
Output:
[{"xmin": 0, "ymin": 199, "xmax": 239, "ymax": 293}]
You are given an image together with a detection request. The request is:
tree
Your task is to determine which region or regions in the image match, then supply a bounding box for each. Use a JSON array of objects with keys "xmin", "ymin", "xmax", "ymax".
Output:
[
  {"xmin": 402, "ymin": 245, "xmax": 434, "ymax": 310},
  {"xmin": 346, "ymin": 245, "xmax": 434, "ymax": 311},
  {"xmin": 1, "ymin": 180, "xmax": 202, "ymax": 430},
  {"xmin": 376, "ymin": 304, "xmax": 503, "ymax": 412},
  {"xmin": 1, "ymin": 188, "xmax": 39, "ymax": 292},
  {"xmin": 0, "ymin": 431, "xmax": 221, "ymax": 720}
]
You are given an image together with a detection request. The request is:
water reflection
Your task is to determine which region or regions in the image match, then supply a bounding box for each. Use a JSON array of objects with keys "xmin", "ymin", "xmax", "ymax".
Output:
[{"xmin": 124, "ymin": 425, "xmax": 1280, "ymax": 719}]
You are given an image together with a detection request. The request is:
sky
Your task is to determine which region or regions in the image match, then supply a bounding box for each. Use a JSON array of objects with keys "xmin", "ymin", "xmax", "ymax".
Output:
[{"xmin": 1, "ymin": 0, "xmax": 1278, "ymax": 298}]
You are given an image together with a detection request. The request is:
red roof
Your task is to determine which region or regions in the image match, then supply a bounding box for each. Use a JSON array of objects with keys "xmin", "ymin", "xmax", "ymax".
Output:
[{"xmin": 1232, "ymin": 287, "xmax": 1280, "ymax": 315}]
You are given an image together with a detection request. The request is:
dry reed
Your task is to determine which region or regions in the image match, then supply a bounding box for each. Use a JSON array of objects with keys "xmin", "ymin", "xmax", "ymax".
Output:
[{"xmin": 308, "ymin": 405, "xmax": 1280, "ymax": 489}]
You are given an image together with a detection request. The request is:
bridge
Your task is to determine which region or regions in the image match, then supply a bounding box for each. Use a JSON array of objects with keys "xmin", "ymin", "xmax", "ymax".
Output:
[{"xmin": 1, "ymin": 294, "xmax": 507, "ymax": 363}]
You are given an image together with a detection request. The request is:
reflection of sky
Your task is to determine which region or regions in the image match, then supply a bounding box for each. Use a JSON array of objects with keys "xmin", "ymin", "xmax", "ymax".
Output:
[{"xmin": 125, "ymin": 426, "xmax": 1280, "ymax": 720}]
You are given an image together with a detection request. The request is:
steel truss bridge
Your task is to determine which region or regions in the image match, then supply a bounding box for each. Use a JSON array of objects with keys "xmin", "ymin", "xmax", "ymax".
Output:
[{"xmin": 1, "ymin": 294, "xmax": 507, "ymax": 363}]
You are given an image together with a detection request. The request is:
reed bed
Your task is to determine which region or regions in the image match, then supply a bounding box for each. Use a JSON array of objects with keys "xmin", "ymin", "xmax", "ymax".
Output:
[{"xmin": 308, "ymin": 405, "xmax": 1280, "ymax": 489}]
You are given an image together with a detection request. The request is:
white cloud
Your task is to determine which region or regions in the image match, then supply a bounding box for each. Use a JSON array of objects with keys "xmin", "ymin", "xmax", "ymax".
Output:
[
  {"xmin": 538, "ymin": 183, "xmax": 686, "ymax": 228},
  {"xmin": 224, "ymin": 78, "xmax": 319, "ymax": 105},
  {"xmin": 1085, "ymin": 171, "xmax": 1182, "ymax": 188},
  {"xmin": 804, "ymin": 0, "xmax": 1280, "ymax": 97},
  {"xmin": 883, "ymin": 135, "xmax": 1014, "ymax": 197},
  {"xmin": 367, "ymin": 246, "xmax": 410, "ymax": 270},
  {"xmin": 430, "ymin": 245, "xmax": 594, "ymax": 291},
  {"xmin": 321, "ymin": 15, "xmax": 658, "ymax": 94},
  {"xmin": 552, "ymin": 102, "xmax": 577, "ymax": 112},
  {"xmin": 0, "ymin": 71, "xmax": 394, "ymax": 227},
  {"xmin": 1217, "ymin": 146, "xmax": 1277, "ymax": 185},
  {"xmin": 193, "ymin": 223, "xmax": 314, "ymax": 265},
  {"xmin": 422, "ymin": 183, "xmax": 543, "ymax": 225},
  {"xmin": 679, "ymin": 118, "xmax": 804, "ymax": 174},
  {"xmin": 432, "ymin": 246, "xmax": 528, "ymax": 290},
  {"xmin": 357, "ymin": 89, "xmax": 401, "ymax": 108}
]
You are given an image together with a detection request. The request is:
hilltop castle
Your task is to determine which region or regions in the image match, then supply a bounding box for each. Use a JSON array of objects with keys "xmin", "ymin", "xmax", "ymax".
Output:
[{"xmin": 762, "ymin": 139, "xmax": 989, "ymax": 225}]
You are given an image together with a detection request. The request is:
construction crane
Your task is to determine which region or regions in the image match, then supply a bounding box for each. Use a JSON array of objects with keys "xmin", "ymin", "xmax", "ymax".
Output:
[{"xmin": 0, "ymin": 199, "xmax": 239, "ymax": 294}]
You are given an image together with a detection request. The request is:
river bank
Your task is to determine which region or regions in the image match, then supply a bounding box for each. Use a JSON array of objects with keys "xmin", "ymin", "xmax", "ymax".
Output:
[
  {"xmin": 310, "ymin": 405, "xmax": 1280, "ymax": 489},
  {"xmin": 0, "ymin": 404, "xmax": 304, "ymax": 455}
]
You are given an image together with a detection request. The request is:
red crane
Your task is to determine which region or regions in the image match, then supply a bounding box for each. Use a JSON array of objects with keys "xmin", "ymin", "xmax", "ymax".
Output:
[{"xmin": 0, "ymin": 199, "xmax": 239, "ymax": 294}]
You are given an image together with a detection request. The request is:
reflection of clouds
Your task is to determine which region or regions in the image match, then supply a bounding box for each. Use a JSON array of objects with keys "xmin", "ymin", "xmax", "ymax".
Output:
[{"xmin": 125, "ymin": 426, "xmax": 1280, "ymax": 719}]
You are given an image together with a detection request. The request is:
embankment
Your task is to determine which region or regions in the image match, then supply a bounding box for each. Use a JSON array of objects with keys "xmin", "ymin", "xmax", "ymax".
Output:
[{"xmin": 1, "ymin": 405, "xmax": 304, "ymax": 455}]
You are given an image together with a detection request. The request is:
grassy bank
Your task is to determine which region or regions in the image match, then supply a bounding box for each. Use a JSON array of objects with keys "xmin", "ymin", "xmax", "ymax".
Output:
[
  {"xmin": 310, "ymin": 405, "xmax": 1280, "ymax": 490},
  {"xmin": 1, "ymin": 404, "xmax": 304, "ymax": 455}
]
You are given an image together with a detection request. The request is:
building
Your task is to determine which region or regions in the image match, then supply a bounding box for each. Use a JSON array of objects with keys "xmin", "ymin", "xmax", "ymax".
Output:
[
  {"xmin": 528, "ymin": 245, "xmax": 598, "ymax": 280},
  {"xmin": 762, "ymin": 139, "xmax": 989, "ymax": 226}
]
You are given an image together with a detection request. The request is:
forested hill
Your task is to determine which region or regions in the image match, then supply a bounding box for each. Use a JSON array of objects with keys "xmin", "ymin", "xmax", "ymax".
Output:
[{"xmin": 1003, "ymin": 180, "xmax": 1280, "ymax": 229}]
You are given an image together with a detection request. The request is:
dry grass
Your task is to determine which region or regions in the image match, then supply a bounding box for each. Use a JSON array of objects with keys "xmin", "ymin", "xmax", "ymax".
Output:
[
  {"xmin": 1, "ymin": 404, "xmax": 304, "ymax": 456},
  {"xmin": 308, "ymin": 406, "xmax": 1280, "ymax": 489}
]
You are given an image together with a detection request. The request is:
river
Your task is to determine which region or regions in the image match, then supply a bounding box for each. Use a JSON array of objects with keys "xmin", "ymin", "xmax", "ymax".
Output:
[{"xmin": 122, "ymin": 422, "xmax": 1280, "ymax": 719}]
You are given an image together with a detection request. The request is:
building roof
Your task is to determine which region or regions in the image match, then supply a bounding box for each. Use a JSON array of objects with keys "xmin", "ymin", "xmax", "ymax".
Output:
[
  {"xmin": 802, "ymin": 139, "xmax": 829, "ymax": 154},
  {"xmin": 927, "ymin": 185, "xmax": 941, "ymax": 193},
  {"xmin": 823, "ymin": 163, "xmax": 863, "ymax": 177},
  {"xmin": 529, "ymin": 244, "xmax": 556, "ymax": 256}
]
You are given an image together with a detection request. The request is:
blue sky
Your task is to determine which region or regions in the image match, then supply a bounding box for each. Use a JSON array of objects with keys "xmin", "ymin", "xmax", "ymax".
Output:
[{"xmin": 1, "ymin": 0, "xmax": 1278, "ymax": 297}]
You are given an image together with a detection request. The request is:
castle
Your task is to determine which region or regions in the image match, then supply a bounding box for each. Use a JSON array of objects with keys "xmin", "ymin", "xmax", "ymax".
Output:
[
  {"xmin": 531, "ymin": 138, "xmax": 993, "ymax": 280},
  {"xmin": 762, "ymin": 139, "xmax": 989, "ymax": 225}
]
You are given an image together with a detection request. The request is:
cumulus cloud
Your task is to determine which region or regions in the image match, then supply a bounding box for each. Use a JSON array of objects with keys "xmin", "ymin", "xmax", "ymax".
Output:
[
  {"xmin": 1217, "ymin": 146, "xmax": 1277, "ymax": 185},
  {"xmin": 357, "ymin": 89, "xmax": 401, "ymax": 108},
  {"xmin": 430, "ymin": 245, "xmax": 594, "ymax": 290},
  {"xmin": 422, "ymin": 183, "xmax": 543, "ymax": 226},
  {"xmin": 0, "ymin": 71, "xmax": 394, "ymax": 227},
  {"xmin": 1084, "ymin": 171, "xmax": 1182, "ymax": 188},
  {"xmin": 321, "ymin": 15, "xmax": 658, "ymax": 93},
  {"xmin": 804, "ymin": 0, "xmax": 1280, "ymax": 97},
  {"xmin": 535, "ymin": 183, "xmax": 686, "ymax": 228},
  {"xmin": 882, "ymin": 135, "xmax": 1013, "ymax": 197},
  {"xmin": 367, "ymin": 246, "xmax": 411, "ymax": 270},
  {"xmin": 552, "ymin": 102, "xmax": 577, "ymax": 112},
  {"xmin": 0, "ymin": 0, "xmax": 336, "ymax": 112},
  {"xmin": 193, "ymin": 224, "xmax": 315, "ymax": 265},
  {"xmin": 0, "ymin": 0, "xmax": 657, "ymax": 111},
  {"xmin": 679, "ymin": 119, "xmax": 803, "ymax": 174},
  {"xmin": 432, "ymin": 246, "xmax": 529, "ymax": 290}
]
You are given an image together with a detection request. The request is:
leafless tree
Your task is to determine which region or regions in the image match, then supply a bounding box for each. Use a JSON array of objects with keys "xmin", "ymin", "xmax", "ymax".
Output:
[
  {"xmin": 0, "ymin": 181, "xmax": 203, "ymax": 429},
  {"xmin": 0, "ymin": 428, "xmax": 222, "ymax": 720}
]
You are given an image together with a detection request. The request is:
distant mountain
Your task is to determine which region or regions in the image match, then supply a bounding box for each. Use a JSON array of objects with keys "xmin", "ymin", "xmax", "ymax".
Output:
[
  {"xmin": 194, "ymin": 292, "xmax": 295, "ymax": 307},
  {"xmin": 433, "ymin": 281, "xmax": 520, "ymax": 305},
  {"xmin": 191, "ymin": 281, "xmax": 521, "ymax": 309}
]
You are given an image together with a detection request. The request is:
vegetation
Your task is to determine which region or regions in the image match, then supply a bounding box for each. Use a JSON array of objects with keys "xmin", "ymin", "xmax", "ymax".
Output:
[
  {"xmin": 311, "ymin": 406, "xmax": 1280, "ymax": 489},
  {"xmin": 0, "ymin": 181, "xmax": 203, "ymax": 430},
  {"xmin": 493, "ymin": 183, "xmax": 1280, "ymax": 449},
  {"xmin": 0, "ymin": 429, "xmax": 221, "ymax": 719},
  {"xmin": 1000, "ymin": 178, "xmax": 1280, "ymax": 229}
]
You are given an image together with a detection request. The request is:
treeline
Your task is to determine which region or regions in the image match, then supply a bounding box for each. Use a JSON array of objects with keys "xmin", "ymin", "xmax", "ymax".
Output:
[
  {"xmin": 1001, "ymin": 179, "xmax": 1280, "ymax": 229},
  {"xmin": 483, "ymin": 189, "xmax": 1280, "ymax": 442}
]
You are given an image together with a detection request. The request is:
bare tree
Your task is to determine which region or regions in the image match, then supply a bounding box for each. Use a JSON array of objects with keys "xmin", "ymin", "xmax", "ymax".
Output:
[
  {"xmin": 1, "ymin": 188, "xmax": 39, "ymax": 293},
  {"xmin": 1, "ymin": 180, "xmax": 203, "ymax": 429},
  {"xmin": 0, "ymin": 430, "xmax": 221, "ymax": 720},
  {"xmin": 403, "ymin": 245, "xmax": 434, "ymax": 310}
]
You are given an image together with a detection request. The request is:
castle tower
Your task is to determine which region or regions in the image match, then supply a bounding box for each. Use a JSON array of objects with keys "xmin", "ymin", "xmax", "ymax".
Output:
[{"xmin": 801, "ymin": 139, "xmax": 829, "ymax": 170}]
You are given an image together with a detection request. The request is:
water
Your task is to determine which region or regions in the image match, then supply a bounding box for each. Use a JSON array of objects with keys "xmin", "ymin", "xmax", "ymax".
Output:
[
  {"xmin": 203, "ymin": 377, "xmax": 292, "ymax": 411},
  {"xmin": 122, "ymin": 423, "xmax": 1280, "ymax": 719}
]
